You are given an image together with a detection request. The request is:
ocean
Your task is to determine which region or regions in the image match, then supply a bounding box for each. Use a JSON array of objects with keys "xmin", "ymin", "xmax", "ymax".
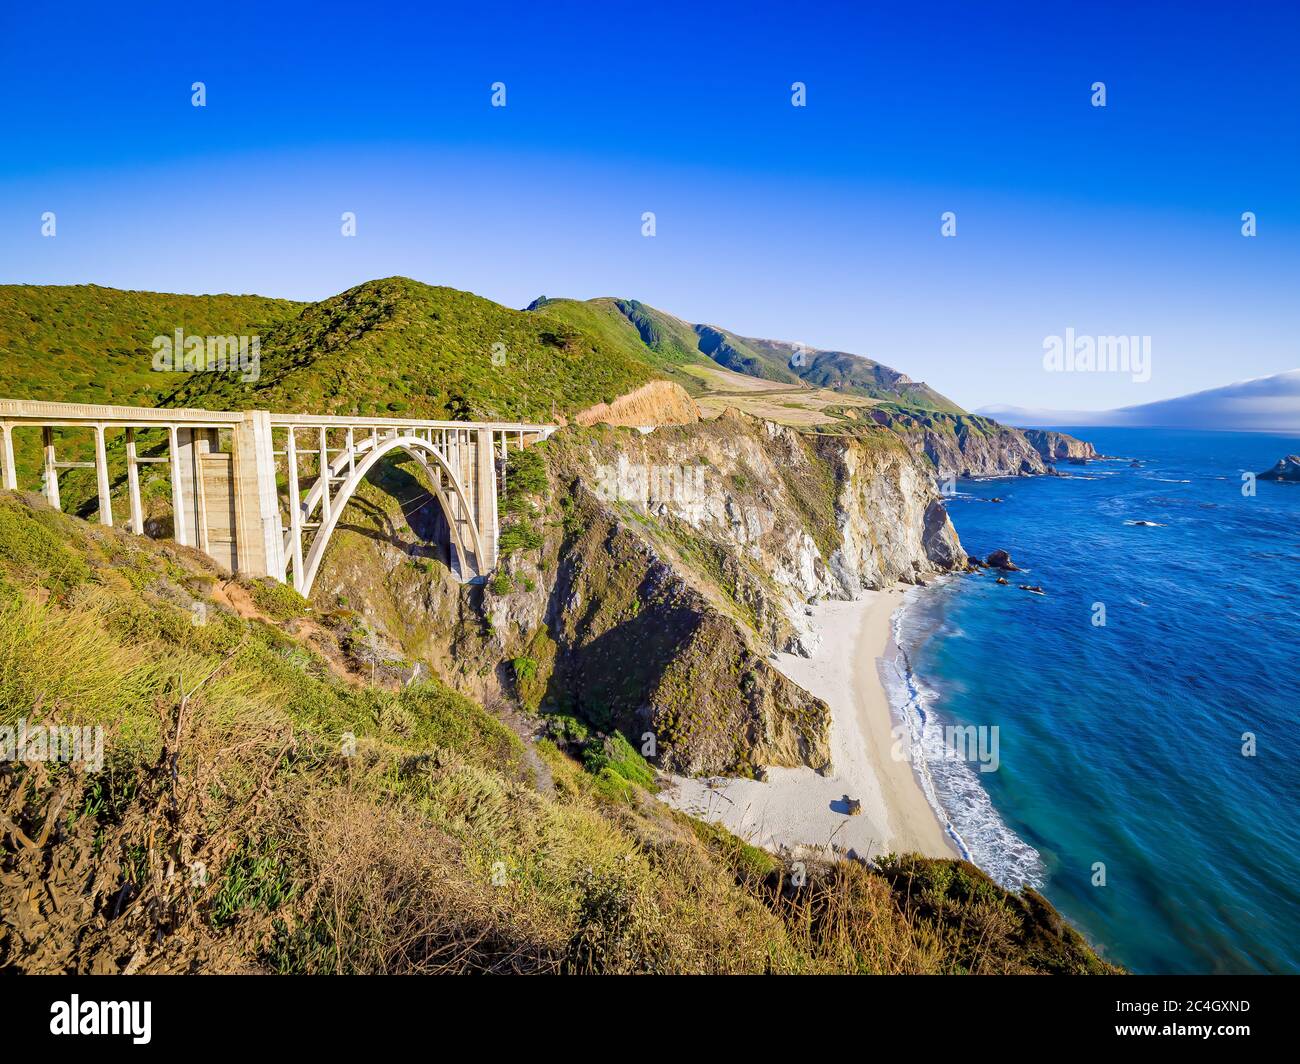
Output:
[{"xmin": 885, "ymin": 427, "xmax": 1300, "ymax": 975}]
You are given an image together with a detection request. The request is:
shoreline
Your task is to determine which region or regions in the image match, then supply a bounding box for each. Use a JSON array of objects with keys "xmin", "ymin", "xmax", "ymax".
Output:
[{"xmin": 661, "ymin": 588, "xmax": 957, "ymax": 862}]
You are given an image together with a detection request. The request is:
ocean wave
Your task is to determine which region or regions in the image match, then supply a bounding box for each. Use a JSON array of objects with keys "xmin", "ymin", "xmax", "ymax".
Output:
[{"xmin": 885, "ymin": 600, "xmax": 1045, "ymax": 891}]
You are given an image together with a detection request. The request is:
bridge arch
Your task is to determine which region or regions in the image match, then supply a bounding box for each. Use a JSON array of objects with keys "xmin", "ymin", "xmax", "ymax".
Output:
[{"xmin": 295, "ymin": 433, "xmax": 486, "ymax": 596}]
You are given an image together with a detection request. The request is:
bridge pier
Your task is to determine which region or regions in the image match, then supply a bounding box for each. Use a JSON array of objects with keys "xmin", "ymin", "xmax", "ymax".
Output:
[
  {"xmin": 231, "ymin": 411, "xmax": 284, "ymax": 581},
  {"xmin": 474, "ymin": 427, "xmax": 499, "ymax": 571},
  {"xmin": 1, "ymin": 423, "xmax": 16, "ymax": 491}
]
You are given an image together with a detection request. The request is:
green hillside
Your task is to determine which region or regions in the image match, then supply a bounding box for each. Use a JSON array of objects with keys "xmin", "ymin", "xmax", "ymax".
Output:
[
  {"xmin": 525, "ymin": 296, "xmax": 714, "ymax": 396},
  {"xmin": 579, "ymin": 297, "xmax": 965, "ymax": 412},
  {"xmin": 169, "ymin": 278, "xmax": 654, "ymax": 422},
  {"xmin": 0, "ymin": 284, "xmax": 302, "ymax": 408},
  {"xmin": 0, "ymin": 278, "xmax": 966, "ymax": 513},
  {"xmin": 0, "ymin": 490, "xmax": 1118, "ymax": 974},
  {"xmin": 0, "ymin": 279, "xmax": 660, "ymax": 507},
  {"xmin": 1, "ymin": 279, "xmax": 962, "ymax": 425}
]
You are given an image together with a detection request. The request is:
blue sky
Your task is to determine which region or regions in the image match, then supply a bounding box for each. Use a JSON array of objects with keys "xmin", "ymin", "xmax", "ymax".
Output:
[{"xmin": 2, "ymin": 0, "xmax": 1297, "ymax": 410}]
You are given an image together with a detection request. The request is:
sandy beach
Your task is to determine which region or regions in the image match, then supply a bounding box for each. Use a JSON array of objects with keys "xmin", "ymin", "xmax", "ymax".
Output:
[{"xmin": 662, "ymin": 589, "xmax": 957, "ymax": 861}]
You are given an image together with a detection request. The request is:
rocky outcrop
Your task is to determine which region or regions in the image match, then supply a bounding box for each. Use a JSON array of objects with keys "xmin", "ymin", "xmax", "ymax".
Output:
[
  {"xmin": 574, "ymin": 380, "xmax": 701, "ymax": 427},
  {"xmin": 1258, "ymin": 455, "xmax": 1300, "ymax": 482},
  {"xmin": 311, "ymin": 413, "xmax": 970, "ymax": 780},
  {"xmin": 511, "ymin": 416, "xmax": 966, "ymax": 775},
  {"xmin": 867, "ymin": 408, "xmax": 1094, "ymax": 478},
  {"xmin": 1023, "ymin": 429, "xmax": 1098, "ymax": 463},
  {"xmin": 817, "ymin": 430, "xmax": 966, "ymax": 593}
]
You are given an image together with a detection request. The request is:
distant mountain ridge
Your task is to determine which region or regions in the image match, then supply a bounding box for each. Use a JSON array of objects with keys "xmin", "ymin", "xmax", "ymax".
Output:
[
  {"xmin": 531, "ymin": 295, "xmax": 964, "ymax": 414},
  {"xmin": 979, "ymin": 370, "xmax": 1300, "ymax": 433}
]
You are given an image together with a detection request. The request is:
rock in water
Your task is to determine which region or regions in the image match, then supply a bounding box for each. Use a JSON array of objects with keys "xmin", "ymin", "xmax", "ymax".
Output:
[
  {"xmin": 995, "ymin": 576, "xmax": 1009, "ymax": 585},
  {"xmin": 985, "ymin": 549, "xmax": 1021, "ymax": 571},
  {"xmin": 1258, "ymin": 455, "xmax": 1300, "ymax": 482}
]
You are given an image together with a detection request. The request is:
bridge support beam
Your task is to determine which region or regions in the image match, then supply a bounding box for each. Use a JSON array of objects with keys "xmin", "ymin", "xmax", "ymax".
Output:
[
  {"xmin": 285, "ymin": 427, "xmax": 304, "ymax": 593},
  {"xmin": 93, "ymin": 424, "xmax": 113, "ymax": 526},
  {"xmin": 42, "ymin": 427, "xmax": 60, "ymax": 510},
  {"xmin": 232, "ymin": 411, "xmax": 285, "ymax": 581},
  {"xmin": 167, "ymin": 427, "xmax": 189, "ymax": 546},
  {"xmin": 0, "ymin": 423, "xmax": 15, "ymax": 491},
  {"xmin": 125, "ymin": 428, "xmax": 144, "ymax": 534},
  {"xmin": 474, "ymin": 427, "xmax": 498, "ymax": 571}
]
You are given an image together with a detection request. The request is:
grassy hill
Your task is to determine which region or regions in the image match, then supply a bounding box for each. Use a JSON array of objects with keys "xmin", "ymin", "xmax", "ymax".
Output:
[
  {"xmin": 1, "ymin": 279, "xmax": 964, "ymax": 424},
  {"xmin": 168, "ymin": 278, "xmax": 656, "ymax": 422},
  {"xmin": 0, "ymin": 279, "xmax": 661, "ymax": 507},
  {"xmin": 525, "ymin": 296, "xmax": 716, "ymax": 397},
  {"xmin": 0, "ymin": 283, "xmax": 301, "ymax": 408},
  {"xmin": 562, "ymin": 297, "xmax": 966, "ymax": 413},
  {"xmin": 0, "ymin": 490, "xmax": 1118, "ymax": 974},
  {"xmin": 0, "ymin": 278, "xmax": 969, "ymax": 514}
]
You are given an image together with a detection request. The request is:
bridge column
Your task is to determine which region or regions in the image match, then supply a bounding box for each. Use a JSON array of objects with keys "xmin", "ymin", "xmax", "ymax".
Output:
[
  {"xmin": 0, "ymin": 423, "xmax": 15, "ymax": 491},
  {"xmin": 93, "ymin": 424, "xmax": 113, "ymax": 526},
  {"xmin": 318, "ymin": 427, "xmax": 331, "ymax": 525},
  {"xmin": 285, "ymin": 427, "xmax": 304, "ymax": 592},
  {"xmin": 42, "ymin": 427, "xmax": 60, "ymax": 510},
  {"xmin": 167, "ymin": 427, "xmax": 189, "ymax": 545},
  {"xmin": 475, "ymin": 427, "xmax": 498, "ymax": 571},
  {"xmin": 168, "ymin": 428, "xmax": 214, "ymax": 547},
  {"xmin": 125, "ymin": 428, "xmax": 144, "ymax": 533},
  {"xmin": 231, "ymin": 411, "xmax": 285, "ymax": 581}
]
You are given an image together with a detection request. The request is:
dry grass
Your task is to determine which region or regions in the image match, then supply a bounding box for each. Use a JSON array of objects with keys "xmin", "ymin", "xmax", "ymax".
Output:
[{"xmin": 0, "ymin": 492, "xmax": 1118, "ymax": 975}]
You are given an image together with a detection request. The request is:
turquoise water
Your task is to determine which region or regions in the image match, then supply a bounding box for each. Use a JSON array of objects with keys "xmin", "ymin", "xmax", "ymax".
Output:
[{"xmin": 890, "ymin": 428, "xmax": 1300, "ymax": 974}]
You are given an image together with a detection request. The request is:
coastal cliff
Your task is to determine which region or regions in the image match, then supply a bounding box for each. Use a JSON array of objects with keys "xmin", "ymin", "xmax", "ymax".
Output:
[
  {"xmin": 867, "ymin": 408, "xmax": 1094, "ymax": 477},
  {"xmin": 312, "ymin": 413, "xmax": 967, "ymax": 777},
  {"xmin": 1023, "ymin": 429, "xmax": 1099, "ymax": 463},
  {"xmin": 0, "ymin": 491, "xmax": 1117, "ymax": 974}
]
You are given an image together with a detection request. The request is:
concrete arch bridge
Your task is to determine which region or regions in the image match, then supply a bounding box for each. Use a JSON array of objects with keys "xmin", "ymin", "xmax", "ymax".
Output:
[{"xmin": 0, "ymin": 399, "xmax": 554, "ymax": 595}]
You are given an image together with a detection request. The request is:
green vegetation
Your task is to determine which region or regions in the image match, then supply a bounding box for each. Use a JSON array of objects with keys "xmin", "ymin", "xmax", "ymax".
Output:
[
  {"xmin": 0, "ymin": 284, "xmax": 300, "ymax": 492},
  {"xmin": 240, "ymin": 576, "xmax": 310, "ymax": 621},
  {"xmin": 527, "ymin": 297, "xmax": 713, "ymax": 396},
  {"xmin": 0, "ymin": 279, "xmax": 965, "ymax": 517},
  {"xmin": 162, "ymin": 278, "xmax": 653, "ymax": 423},
  {"xmin": 0, "ymin": 489, "xmax": 1115, "ymax": 975},
  {"xmin": 0, "ymin": 279, "xmax": 1113, "ymax": 977},
  {"xmin": 512, "ymin": 626, "xmax": 557, "ymax": 712},
  {"xmin": 0, "ymin": 283, "xmax": 300, "ymax": 410},
  {"xmin": 498, "ymin": 444, "xmax": 549, "ymax": 558}
]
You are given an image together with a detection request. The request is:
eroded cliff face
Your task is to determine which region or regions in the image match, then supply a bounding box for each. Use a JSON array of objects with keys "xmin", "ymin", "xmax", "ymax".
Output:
[
  {"xmin": 1021, "ymin": 428, "xmax": 1098, "ymax": 463},
  {"xmin": 867, "ymin": 409, "xmax": 1094, "ymax": 477},
  {"xmin": 310, "ymin": 412, "xmax": 968, "ymax": 777},
  {"xmin": 573, "ymin": 379, "xmax": 702, "ymax": 427}
]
